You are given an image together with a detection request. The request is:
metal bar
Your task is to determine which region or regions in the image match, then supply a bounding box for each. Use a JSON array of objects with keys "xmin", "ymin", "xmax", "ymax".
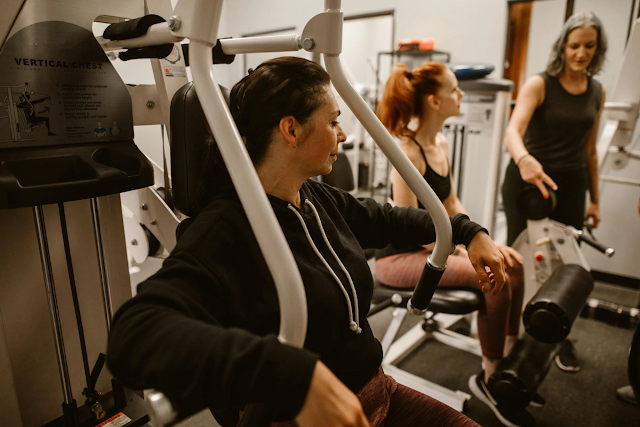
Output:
[
  {"xmin": 380, "ymin": 308, "xmax": 408, "ymax": 356},
  {"xmin": 383, "ymin": 321, "xmax": 430, "ymax": 365},
  {"xmin": 324, "ymin": 54, "xmax": 453, "ymax": 268},
  {"xmin": 90, "ymin": 198, "xmax": 113, "ymax": 334},
  {"xmin": 220, "ymin": 34, "xmax": 300, "ymax": 54},
  {"xmin": 432, "ymin": 330, "xmax": 482, "ymax": 357},
  {"xmin": 627, "ymin": 150, "xmax": 640, "ymax": 161},
  {"xmin": 98, "ymin": 22, "xmax": 182, "ymax": 51},
  {"xmin": 241, "ymin": 26, "xmax": 296, "ymax": 38},
  {"xmin": 484, "ymin": 91, "xmax": 511, "ymax": 234},
  {"xmin": 381, "ymin": 364, "xmax": 471, "ymax": 412},
  {"xmin": 325, "ymin": 0, "xmax": 340, "ymax": 10},
  {"xmin": 344, "ymin": 10, "xmax": 394, "ymax": 21},
  {"xmin": 33, "ymin": 206, "xmax": 74, "ymax": 404},
  {"xmin": 457, "ymin": 126, "xmax": 466, "ymax": 200},
  {"xmin": 190, "ymin": 41, "xmax": 307, "ymax": 346},
  {"xmin": 58, "ymin": 203, "xmax": 93, "ymax": 391}
]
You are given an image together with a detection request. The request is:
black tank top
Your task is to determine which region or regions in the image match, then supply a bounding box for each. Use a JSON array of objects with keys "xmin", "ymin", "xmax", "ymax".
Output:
[
  {"xmin": 377, "ymin": 139, "xmax": 452, "ymax": 260},
  {"xmin": 390, "ymin": 138, "xmax": 452, "ymax": 205},
  {"xmin": 524, "ymin": 72, "xmax": 602, "ymax": 172}
]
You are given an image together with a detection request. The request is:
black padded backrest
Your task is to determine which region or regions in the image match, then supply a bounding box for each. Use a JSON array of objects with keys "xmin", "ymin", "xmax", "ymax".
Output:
[
  {"xmin": 322, "ymin": 152, "xmax": 355, "ymax": 192},
  {"xmin": 170, "ymin": 81, "xmax": 231, "ymax": 218}
]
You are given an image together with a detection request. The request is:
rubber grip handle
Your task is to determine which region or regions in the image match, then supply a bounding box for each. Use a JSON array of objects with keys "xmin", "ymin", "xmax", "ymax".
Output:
[
  {"xmin": 578, "ymin": 234, "xmax": 614, "ymax": 257},
  {"xmin": 408, "ymin": 261, "xmax": 445, "ymax": 314}
]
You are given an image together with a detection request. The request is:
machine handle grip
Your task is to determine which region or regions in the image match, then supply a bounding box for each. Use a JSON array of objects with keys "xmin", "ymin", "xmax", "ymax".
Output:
[
  {"xmin": 408, "ymin": 257, "xmax": 446, "ymax": 314},
  {"xmin": 145, "ymin": 390, "xmax": 178, "ymax": 427},
  {"xmin": 578, "ymin": 233, "xmax": 615, "ymax": 257}
]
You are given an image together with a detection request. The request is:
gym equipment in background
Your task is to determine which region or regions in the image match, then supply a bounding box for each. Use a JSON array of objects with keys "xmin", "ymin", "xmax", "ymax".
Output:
[
  {"xmin": 587, "ymin": 17, "xmax": 640, "ymax": 285},
  {"xmin": 488, "ymin": 186, "xmax": 614, "ymax": 410},
  {"xmin": 443, "ymin": 78, "xmax": 513, "ymax": 234}
]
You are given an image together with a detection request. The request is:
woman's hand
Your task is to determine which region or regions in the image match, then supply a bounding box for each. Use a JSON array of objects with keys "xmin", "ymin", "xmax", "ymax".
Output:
[
  {"xmin": 586, "ymin": 203, "xmax": 601, "ymax": 228},
  {"xmin": 518, "ymin": 155, "xmax": 558, "ymax": 199},
  {"xmin": 495, "ymin": 243, "xmax": 523, "ymax": 269},
  {"xmin": 467, "ymin": 233, "xmax": 506, "ymax": 296},
  {"xmin": 295, "ymin": 361, "xmax": 370, "ymax": 427}
]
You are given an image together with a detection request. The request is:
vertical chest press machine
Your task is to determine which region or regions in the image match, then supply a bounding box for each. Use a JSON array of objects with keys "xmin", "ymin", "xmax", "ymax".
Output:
[
  {"xmin": 0, "ymin": 0, "xmax": 458, "ymax": 426},
  {"xmin": 102, "ymin": 1, "xmax": 458, "ymax": 425}
]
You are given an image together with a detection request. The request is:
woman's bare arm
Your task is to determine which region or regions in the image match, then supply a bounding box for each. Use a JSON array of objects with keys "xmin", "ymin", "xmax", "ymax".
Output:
[{"xmin": 505, "ymin": 75, "xmax": 557, "ymax": 198}]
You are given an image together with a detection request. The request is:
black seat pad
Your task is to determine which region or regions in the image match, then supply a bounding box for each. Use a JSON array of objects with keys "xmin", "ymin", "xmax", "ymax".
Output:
[{"xmin": 373, "ymin": 281, "xmax": 485, "ymax": 315}]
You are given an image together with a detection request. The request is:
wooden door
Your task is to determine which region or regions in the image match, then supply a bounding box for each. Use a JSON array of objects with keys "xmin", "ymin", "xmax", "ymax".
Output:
[{"xmin": 503, "ymin": 1, "xmax": 533, "ymax": 100}]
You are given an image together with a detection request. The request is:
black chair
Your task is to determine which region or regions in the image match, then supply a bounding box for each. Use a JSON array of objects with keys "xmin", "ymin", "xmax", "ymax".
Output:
[{"xmin": 323, "ymin": 151, "xmax": 355, "ymax": 191}]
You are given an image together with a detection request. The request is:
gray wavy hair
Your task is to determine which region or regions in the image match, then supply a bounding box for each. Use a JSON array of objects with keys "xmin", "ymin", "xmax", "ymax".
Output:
[{"xmin": 546, "ymin": 12, "xmax": 608, "ymax": 76}]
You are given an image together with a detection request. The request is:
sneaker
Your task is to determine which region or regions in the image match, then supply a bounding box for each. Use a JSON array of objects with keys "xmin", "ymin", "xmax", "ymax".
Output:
[
  {"xmin": 529, "ymin": 392, "xmax": 545, "ymax": 408},
  {"xmin": 555, "ymin": 339, "xmax": 580, "ymax": 372},
  {"xmin": 616, "ymin": 385, "xmax": 637, "ymax": 406},
  {"xmin": 469, "ymin": 372, "xmax": 536, "ymax": 427}
]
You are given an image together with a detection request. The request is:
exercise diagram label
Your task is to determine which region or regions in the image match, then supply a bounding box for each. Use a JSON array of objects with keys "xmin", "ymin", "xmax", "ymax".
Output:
[{"xmin": 0, "ymin": 21, "xmax": 133, "ymax": 148}]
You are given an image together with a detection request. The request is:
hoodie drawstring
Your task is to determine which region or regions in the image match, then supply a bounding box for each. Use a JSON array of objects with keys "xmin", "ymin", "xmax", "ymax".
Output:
[{"xmin": 287, "ymin": 201, "xmax": 362, "ymax": 334}]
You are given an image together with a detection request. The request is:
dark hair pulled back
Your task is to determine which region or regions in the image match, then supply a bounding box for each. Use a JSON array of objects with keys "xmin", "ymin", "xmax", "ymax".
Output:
[
  {"xmin": 197, "ymin": 56, "xmax": 331, "ymax": 211},
  {"xmin": 230, "ymin": 56, "xmax": 331, "ymax": 165}
]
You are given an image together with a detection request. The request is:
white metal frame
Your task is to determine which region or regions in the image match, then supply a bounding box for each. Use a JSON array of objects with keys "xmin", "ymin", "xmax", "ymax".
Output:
[
  {"xmin": 102, "ymin": 0, "xmax": 455, "ymax": 341},
  {"xmin": 380, "ymin": 310, "xmax": 478, "ymax": 412},
  {"xmin": 98, "ymin": 0, "xmax": 456, "ymax": 423}
]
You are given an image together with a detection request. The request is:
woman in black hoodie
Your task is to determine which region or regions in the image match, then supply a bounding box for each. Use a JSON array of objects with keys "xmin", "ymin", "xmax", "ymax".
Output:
[{"xmin": 107, "ymin": 57, "xmax": 505, "ymax": 427}]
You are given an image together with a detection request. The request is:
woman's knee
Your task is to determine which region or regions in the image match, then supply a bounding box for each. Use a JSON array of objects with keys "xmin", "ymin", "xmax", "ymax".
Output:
[{"xmin": 505, "ymin": 262, "xmax": 524, "ymax": 282}]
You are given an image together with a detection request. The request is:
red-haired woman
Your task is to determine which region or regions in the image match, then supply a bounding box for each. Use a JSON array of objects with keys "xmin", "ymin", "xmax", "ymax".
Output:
[{"xmin": 376, "ymin": 62, "xmax": 534, "ymax": 427}]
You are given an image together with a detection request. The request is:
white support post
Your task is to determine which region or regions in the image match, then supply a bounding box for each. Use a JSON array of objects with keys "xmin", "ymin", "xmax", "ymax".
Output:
[
  {"xmin": 189, "ymin": 40, "xmax": 307, "ymax": 347},
  {"xmin": 220, "ymin": 35, "xmax": 301, "ymax": 54},
  {"xmin": 325, "ymin": 55, "xmax": 453, "ymax": 269}
]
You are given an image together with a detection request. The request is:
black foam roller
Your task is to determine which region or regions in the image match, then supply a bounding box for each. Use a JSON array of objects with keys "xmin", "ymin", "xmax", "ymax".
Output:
[
  {"xmin": 523, "ymin": 264, "xmax": 594, "ymax": 343},
  {"xmin": 488, "ymin": 335, "xmax": 561, "ymax": 409}
]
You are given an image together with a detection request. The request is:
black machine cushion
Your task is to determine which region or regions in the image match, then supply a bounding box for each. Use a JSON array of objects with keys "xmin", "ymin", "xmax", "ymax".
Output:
[
  {"xmin": 322, "ymin": 152, "xmax": 355, "ymax": 192},
  {"xmin": 170, "ymin": 81, "xmax": 231, "ymax": 218},
  {"xmin": 373, "ymin": 283, "xmax": 484, "ymax": 315},
  {"xmin": 523, "ymin": 263, "xmax": 594, "ymax": 343}
]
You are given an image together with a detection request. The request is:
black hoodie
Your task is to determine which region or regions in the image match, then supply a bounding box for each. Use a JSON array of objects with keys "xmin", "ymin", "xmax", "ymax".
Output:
[{"xmin": 106, "ymin": 179, "xmax": 485, "ymax": 423}]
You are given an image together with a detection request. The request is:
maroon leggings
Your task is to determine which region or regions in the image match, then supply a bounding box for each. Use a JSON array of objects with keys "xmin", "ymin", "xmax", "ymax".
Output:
[
  {"xmin": 269, "ymin": 367, "xmax": 479, "ymax": 427},
  {"xmin": 376, "ymin": 250, "xmax": 524, "ymax": 360}
]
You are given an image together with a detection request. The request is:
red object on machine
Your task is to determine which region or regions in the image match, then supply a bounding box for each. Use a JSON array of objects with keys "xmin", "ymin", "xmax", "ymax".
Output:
[{"xmin": 397, "ymin": 38, "xmax": 436, "ymax": 51}]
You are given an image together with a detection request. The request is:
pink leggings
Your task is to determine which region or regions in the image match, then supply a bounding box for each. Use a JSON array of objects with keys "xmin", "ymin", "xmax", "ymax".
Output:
[{"xmin": 376, "ymin": 250, "xmax": 524, "ymax": 360}]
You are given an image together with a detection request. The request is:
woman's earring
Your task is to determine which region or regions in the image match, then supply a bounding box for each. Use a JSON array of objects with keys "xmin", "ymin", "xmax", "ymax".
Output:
[{"xmin": 294, "ymin": 142, "xmax": 298, "ymax": 149}]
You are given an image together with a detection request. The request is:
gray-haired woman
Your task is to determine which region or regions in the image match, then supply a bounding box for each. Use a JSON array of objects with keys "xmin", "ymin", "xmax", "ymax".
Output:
[{"xmin": 501, "ymin": 11, "xmax": 607, "ymax": 374}]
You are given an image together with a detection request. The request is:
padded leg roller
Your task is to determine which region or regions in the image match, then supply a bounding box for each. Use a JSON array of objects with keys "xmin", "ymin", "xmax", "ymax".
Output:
[
  {"xmin": 488, "ymin": 335, "xmax": 561, "ymax": 409},
  {"xmin": 523, "ymin": 264, "xmax": 594, "ymax": 343}
]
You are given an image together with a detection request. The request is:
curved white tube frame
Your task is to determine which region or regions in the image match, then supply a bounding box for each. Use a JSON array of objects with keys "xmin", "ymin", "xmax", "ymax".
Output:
[
  {"xmin": 324, "ymin": 54, "xmax": 452, "ymax": 268},
  {"xmin": 190, "ymin": 43, "xmax": 308, "ymax": 346}
]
